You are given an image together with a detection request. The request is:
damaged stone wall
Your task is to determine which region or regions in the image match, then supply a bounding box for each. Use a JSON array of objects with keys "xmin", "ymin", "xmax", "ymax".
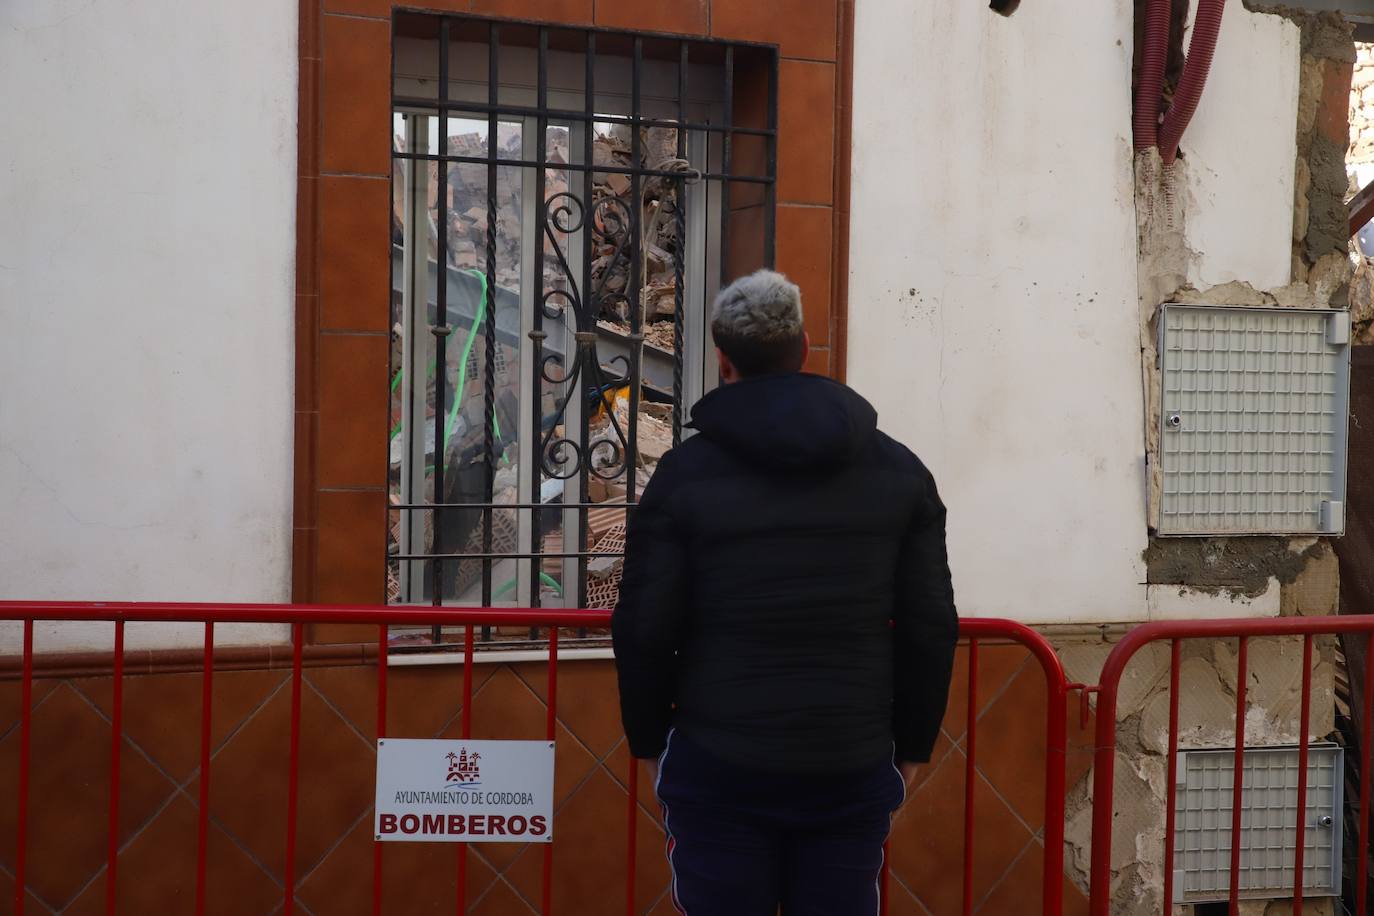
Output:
[
  {"xmin": 1291, "ymin": 12, "xmax": 1359, "ymax": 275},
  {"xmin": 1093, "ymin": 6, "xmax": 1355, "ymax": 913},
  {"xmin": 1138, "ymin": 7, "xmax": 1353, "ymax": 602},
  {"xmin": 1057, "ymin": 545, "xmax": 1340, "ymax": 914}
]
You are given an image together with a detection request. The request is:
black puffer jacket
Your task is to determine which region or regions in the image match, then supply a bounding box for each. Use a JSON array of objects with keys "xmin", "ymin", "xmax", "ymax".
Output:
[{"xmin": 612, "ymin": 373, "xmax": 958, "ymax": 772}]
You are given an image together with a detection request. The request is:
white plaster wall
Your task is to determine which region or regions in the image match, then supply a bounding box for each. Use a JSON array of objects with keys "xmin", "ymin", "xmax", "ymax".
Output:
[
  {"xmin": 847, "ymin": 0, "xmax": 1150, "ymax": 624},
  {"xmin": 1146, "ymin": 580, "xmax": 1280, "ymax": 621},
  {"xmin": 0, "ymin": 0, "xmax": 297, "ymax": 649},
  {"xmin": 1180, "ymin": 5, "xmax": 1301, "ymax": 291}
]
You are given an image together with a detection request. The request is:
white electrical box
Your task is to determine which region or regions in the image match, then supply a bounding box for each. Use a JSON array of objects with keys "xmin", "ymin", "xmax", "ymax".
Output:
[
  {"xmin": 1158, "ymin": 305, "xmax": 1350, "ymax": 536},
  {"xmin": 1173, "ymin": 745, "xmax": 1343, "ymax": 904}
]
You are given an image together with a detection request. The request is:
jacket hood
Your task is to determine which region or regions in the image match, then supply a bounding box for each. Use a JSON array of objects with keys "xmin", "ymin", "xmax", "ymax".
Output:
[{"xmin": 687, "ymin": 373, "xmax": 878, "ymax": 471}]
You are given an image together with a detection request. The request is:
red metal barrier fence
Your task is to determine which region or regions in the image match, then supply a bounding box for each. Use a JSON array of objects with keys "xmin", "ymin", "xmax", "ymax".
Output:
[
  {"xmin": 1087, "ymin": 615, "xmax": 1371, "ymax": 916},
  {"xmin": 0, "ymin": 603, "xmax": 1068, "ymax": 915}
]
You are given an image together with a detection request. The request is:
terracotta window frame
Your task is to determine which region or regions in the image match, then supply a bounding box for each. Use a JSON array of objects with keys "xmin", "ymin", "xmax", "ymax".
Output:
[{"xmin": 295, "ymin": 0, "xmax": 856, "ymax": 646}]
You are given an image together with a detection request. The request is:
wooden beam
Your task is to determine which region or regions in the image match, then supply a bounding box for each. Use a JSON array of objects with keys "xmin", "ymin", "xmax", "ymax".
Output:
[{"xmin": 1351, "ymin": 178, "xmax": 1374, "ymax": 238}]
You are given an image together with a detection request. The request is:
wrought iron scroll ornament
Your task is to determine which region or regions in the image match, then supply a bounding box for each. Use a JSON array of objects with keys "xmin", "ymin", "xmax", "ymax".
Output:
[{"xmin": 537, "ymin": 190, "xmax": 635, "ymax": 481}]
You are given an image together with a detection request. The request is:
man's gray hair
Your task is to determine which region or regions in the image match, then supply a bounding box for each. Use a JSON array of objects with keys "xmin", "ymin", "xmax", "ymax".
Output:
[{"xmin": 711, "ymin": 270, "xmax": 804, "ymax": 343}]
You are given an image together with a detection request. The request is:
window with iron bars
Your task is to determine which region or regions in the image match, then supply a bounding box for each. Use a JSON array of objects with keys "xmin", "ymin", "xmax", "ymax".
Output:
[{"xmin": 387, "ymin": 14, "xmax": 778, "ymax": 650}]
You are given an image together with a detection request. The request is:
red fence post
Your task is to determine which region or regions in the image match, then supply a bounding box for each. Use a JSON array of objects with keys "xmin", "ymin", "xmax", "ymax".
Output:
[
  {"xmin": 15, "ymin": 618, "xmax": 33, "ymax": 916},
  {"xmin": 626, "ymin": 757, "xmax": 638, "ymax": 916},
  {"xmin": 1040, "ymin": 651, "xmax": 1068, "ymax": 916},
  {"xmin": 195, "ymin": 622, "xmax": 214, "ymax": 915},
  {"xmin": 284, "ymin": 622, "xmax": 304, "ymax": 914},
  {"xmin": 944, "ymin": 619, "xmax": 1069, "ymax": 916},
  {"xmin": 107, "ymin": 619, "xmax": 125, "ymax": 915},
  {"xmin": 1361, "ymin": 632, "xmax": 1374, "ymax": 916},
  {"xmin": 1162, "ymin": 639, "xmax": 1181, "ymax": 913},
  {"xmin": 374, "ymin": 623, "xmax": 388, "ymax": 916},
  {"xmin": 1293, "ymin": 635, "xmax": 1313, "ymax": 916},
  {"xmin": 963, "ymin": 638, "xmax": 978, "ymax": 916},
  {"xmin": 879, "ymin": 842, "xmax": 891, "ymax": 916},
  {"xmin": 1228, "ymin": 636, "xmax": 1249, "ymax": 915},
  {"xmin": 457, "ymin": 624, "xmax": 475, "ymax": 915},
  {"xmin": 543, "ymin": 628, "xmax": 558, "ymax": 916},
  {"xmin": 1088, "ymin": 626, "xmax": 1149, "ymax": 916}
]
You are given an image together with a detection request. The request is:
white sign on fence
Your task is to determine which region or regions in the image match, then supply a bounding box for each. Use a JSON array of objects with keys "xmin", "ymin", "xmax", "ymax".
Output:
[{"xmin": 374, "ymin": 738, "xmax": 555, "ymax": 843}]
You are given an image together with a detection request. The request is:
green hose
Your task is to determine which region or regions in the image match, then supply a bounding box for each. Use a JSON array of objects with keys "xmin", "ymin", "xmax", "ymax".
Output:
[
  {"xmin": 396, "ymin": 272, "xmax": 544, "ymax": 594},
  {"xmin": 391, "ymin": 268, "xmax": 501, "ymax": 448},
  {"xmin": 446, "ymin": 269, "xmax": 499, "ymax": 447},
  {"xmin": 494, "ymin": 572, "xmax": 564, "ymax": 599}
]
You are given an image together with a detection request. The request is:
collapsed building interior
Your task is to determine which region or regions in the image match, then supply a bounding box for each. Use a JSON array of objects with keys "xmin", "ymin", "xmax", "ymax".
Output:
[{"xmin": 383, "ymin": 20, "xmax": 775, "ymax": 646}]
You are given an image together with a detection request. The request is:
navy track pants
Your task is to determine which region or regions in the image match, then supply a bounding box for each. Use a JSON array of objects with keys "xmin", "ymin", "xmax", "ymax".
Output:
[{"xmin": 654, "ymin": 730, "xmax": 906, "ymax": 916}]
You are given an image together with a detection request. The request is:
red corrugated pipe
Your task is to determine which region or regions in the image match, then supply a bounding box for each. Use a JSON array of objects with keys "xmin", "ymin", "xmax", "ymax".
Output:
[
  {"xmin": 1133, "ymin": 0, "xmax": 1173, "ymax": 150},
  {"xmin": 1157, "ymin": 0, "xmax": 1227, "ymax": 164}
]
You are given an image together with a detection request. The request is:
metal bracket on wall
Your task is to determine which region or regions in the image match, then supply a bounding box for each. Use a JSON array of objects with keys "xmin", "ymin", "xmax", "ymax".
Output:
[{"xmin": 1067, "ymin": 683, "xmax": 1100, "ymax": 730}]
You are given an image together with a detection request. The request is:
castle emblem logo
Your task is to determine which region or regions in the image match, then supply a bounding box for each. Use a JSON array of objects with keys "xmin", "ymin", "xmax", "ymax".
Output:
[{"xmin": 445, "ymin": 748, "xmax": 482, "ymax": 787}]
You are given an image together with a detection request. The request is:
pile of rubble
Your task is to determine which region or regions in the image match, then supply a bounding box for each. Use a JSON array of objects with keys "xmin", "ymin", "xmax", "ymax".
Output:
[
  {"xmin": 445, "ymin": 124, "xmax": 522, "ymax": 291},
  {"xmin": 386, "ymin": 119, "xmax": 688, "ymax": 615},
  {"xmin": 643, "ymin": 320, "xmax": 677, "ymax": 352},
  {"xmin": 391, "ymin": 123, "xmax": 566, "ymax": 294},
  {"xmin": 586, "ymin": 123, "xmax": 686, "ymax": 343},
  {"xmin": 391, "ymin": 122, "xmax": 684, "ymax": 344}
]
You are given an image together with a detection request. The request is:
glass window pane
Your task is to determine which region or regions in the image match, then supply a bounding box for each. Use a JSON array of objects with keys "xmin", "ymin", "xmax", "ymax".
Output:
[{"xmin": 394, "ymin": 13, "xmax": 442, "ymax": 99}]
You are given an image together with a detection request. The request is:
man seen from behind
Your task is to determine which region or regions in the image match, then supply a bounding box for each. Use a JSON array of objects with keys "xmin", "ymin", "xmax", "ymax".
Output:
[{"xmin": 612, "ymin": 270, "xmax": 959, "ymax": 915}]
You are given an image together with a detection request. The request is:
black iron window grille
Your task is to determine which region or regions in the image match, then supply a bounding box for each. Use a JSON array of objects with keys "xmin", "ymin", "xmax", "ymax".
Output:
[{"xmin": 386, "ymin": 14, "xmax": 778, "ymax": 650}]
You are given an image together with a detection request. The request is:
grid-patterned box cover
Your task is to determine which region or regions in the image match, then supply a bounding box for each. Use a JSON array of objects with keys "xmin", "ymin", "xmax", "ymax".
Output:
[
  {"xmin": 1159, "ymin": 305, "xmax": 1350, "ymax": 535},
  {"xmin": 1174, "ymin": 745, "xmax": 1343, "ymax": 903}
]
